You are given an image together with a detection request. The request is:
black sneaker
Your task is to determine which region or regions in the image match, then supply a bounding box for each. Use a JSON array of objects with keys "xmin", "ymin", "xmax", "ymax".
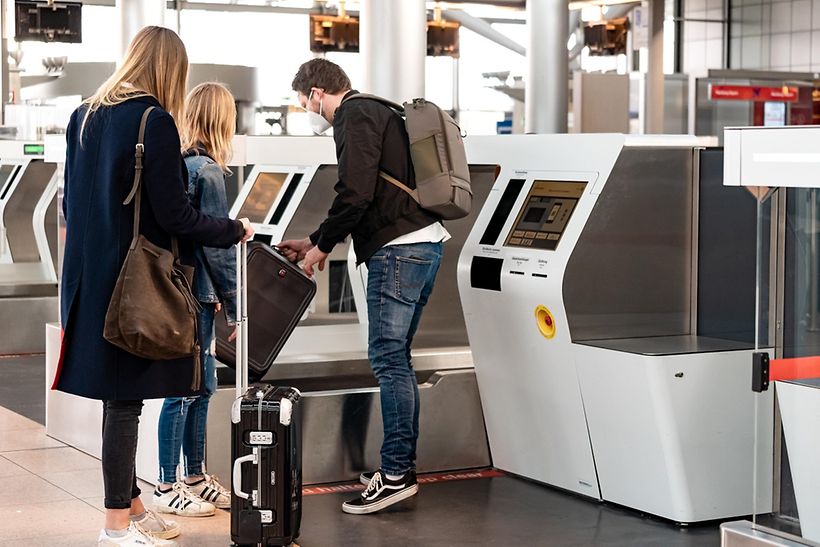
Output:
[
  {"xmin": 342, "ymin": 470, "xmax": 418, "ymax": 515},
  {"xmin": 359, "ymin": 470, "xmax": 375, "ymax": 486}
]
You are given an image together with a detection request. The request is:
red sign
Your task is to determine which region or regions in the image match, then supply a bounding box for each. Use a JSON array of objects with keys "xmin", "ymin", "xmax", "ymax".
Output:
[{"xmin": 710, "ymin": 84, "xmax": 799, "ymax": 103}]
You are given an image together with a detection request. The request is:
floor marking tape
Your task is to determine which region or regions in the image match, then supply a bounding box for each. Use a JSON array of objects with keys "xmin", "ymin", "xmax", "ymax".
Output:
[{"xmin": 302, "ymin": 468, "xmax": 505, "ymax": 496}]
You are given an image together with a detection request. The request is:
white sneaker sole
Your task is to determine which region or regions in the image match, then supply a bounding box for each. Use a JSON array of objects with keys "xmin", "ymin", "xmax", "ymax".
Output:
[
  {"xmin": 153, "ymin": 504, "xmax": 215, "ymax": 518},
  {"xmin": 342, "ymin": 484, "xmax": 419, "ymax": 515},
  {"xmin": 98, "ymin": 536, "xmax": 179, "ymax": 546},
  {"xmin": 147, "ymin": 525, "xmax": 181, "ymax": 540}
]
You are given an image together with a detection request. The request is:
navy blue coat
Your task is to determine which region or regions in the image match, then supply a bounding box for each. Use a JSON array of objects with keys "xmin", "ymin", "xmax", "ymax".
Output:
[{"xmin": 53, "ymin": 96, "xmax": 244, "ymax": 401}]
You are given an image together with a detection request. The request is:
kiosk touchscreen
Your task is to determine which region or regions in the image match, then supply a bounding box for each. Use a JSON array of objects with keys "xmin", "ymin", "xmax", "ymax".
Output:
[
  {"xmin": 505, "ymin": 181, "xmax": 586, "ymax": 250},
  {"xmin": 235, "ymin": 171, "xmax": 288, "ymax": 222}
]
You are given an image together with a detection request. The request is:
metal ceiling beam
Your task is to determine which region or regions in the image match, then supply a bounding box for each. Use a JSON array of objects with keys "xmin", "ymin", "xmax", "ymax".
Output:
[
  {"xmin": 166, "ymin": 1, "xmax": 314, "ymax": 14},
  {"xmin": 442, "ymin": 9, "xmax": 526, "ymax": 55},
  {"xmin": 434, "ymin": 0, "xmax": 525, "ymax": 6}
]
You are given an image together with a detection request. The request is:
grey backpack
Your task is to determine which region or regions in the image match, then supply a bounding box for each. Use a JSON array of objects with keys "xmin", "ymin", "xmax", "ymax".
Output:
[{"xmin": 345, "ymin": 94, "xmax": 472, "ymax": 220}]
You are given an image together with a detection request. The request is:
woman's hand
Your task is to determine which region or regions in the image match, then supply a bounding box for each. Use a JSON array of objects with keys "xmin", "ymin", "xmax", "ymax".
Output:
[{"xmin": 239, "ymin": 218, "xmax": 254, "ymax": 242}]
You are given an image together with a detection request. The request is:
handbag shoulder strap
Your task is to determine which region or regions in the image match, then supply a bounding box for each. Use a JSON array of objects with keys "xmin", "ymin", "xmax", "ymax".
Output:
[
  {"xmin": 122, "ymin": 106, "xmax": 179, "ymax": 258},
  {"xmin": 123, "ymin": 106, "xmax": 153, "ymax": 208}
]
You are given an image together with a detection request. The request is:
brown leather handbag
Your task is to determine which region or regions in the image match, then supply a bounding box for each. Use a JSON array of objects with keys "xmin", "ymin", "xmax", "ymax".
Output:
[{"xmin": 103, "ymin": 106, "xmax": 202, "ymax": 389}]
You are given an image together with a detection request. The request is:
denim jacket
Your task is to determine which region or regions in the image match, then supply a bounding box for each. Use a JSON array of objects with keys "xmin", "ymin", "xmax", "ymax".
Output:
[{"xmin": 184, "ymin": 149, "xmax": 238, "ymax": 325}]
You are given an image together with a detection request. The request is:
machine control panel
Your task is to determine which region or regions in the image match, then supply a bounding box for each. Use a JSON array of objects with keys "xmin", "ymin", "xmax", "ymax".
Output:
[{"xmin": 504, "ymin": 181, "xmax": 586, "ymax": 250}]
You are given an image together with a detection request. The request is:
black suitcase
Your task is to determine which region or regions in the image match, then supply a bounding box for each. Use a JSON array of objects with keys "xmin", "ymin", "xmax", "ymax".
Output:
[
  {"xmin": 216, "ymin": 241, "xmax": 316, "ymax": 382},
  {"xmin": 230, "ymin": 241, "xmax": 304, "ymax": 547},
  {"xmin": 231, "ymin": 385, "xmax": 302, "ymax": 546}
]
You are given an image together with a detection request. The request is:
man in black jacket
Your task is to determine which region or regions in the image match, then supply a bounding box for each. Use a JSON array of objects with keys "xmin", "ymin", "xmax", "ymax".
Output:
[{"xmin": 280, "ymin": 59, "xmax": 449, "ymax": 515}]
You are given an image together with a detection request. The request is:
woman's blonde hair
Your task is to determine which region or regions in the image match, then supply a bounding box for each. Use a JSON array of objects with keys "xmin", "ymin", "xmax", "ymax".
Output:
[
  {"xmin": 181, "ymin": 82, "xmax": 236, "ymax": 172},
  {"xmin": 81, "ymin": 26, "xmax": 188, "ymax": 137}
]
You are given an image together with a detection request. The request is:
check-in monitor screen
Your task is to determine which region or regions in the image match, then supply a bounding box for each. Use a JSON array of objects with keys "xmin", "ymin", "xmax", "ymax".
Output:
[
  {"xmin": 236, "ymin": 172, "xmax": 288, "ymax": 223},
  {"xmin": 505, "ymin": 180, "xmax": 587, "ymax": 250}
]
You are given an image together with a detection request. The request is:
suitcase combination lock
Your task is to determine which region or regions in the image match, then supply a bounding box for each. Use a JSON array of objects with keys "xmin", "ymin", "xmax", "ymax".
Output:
[{"xmin": 248, "ymin": 431, "xmax": 274, "ymax": 445}]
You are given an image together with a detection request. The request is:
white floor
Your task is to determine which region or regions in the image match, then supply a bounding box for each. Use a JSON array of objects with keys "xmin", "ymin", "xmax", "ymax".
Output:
[{"xmin": 0, "ymin": 405, "xmax": 234, "ymax": 546}]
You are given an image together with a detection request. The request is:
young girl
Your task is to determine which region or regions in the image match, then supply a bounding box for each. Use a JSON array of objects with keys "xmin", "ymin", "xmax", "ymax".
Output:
[{"xmin": 153, "ymin": 82, "xmax": 238, "ymax": 518}]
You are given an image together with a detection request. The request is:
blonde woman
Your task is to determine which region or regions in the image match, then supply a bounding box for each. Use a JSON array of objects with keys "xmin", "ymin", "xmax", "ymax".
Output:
[
  {"xmin": 154, "ymin": 83, "xmax": 237, "ymax": 516},
  {"xmin": 53, "ymin": 28, "xmax": 253, "ymax": 547}
]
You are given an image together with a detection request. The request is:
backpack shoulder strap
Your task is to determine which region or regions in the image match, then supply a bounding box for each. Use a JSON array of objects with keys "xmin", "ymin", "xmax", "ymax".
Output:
[
  {"xmin": 379, "ymin": 171, "xmax": 419, "ymax": 203},
  {"xmin": 343, "ymin": 93, "xmax": 405, "ymax": 114}
]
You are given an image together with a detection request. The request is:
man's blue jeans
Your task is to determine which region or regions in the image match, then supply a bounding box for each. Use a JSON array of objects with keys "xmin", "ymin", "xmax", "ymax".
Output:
[
  {"xmin": 366, "ymin": 242, "xmax": 443, "ymax": 476},
  {"xmin": 157, "ymin": 303, "xmax": 218, "ymax": 483}
]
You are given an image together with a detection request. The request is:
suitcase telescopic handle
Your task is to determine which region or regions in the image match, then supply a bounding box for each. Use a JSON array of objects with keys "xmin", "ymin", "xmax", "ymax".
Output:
[
  {"xmin": 232, "ymin": 452, "xmax": 257, "ymax": 502},
  {"xmin": 235, "ymin": 240, "xmax": 249, "ymax": 399}
]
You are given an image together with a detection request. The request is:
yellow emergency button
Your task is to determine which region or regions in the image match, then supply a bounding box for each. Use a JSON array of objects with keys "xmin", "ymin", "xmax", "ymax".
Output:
[{"xmin": 535, "ymin": 305, "xmax": 556, "ymax": 339}]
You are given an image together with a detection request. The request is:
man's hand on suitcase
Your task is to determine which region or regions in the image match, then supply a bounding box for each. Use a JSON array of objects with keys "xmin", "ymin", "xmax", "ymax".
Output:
[
  {"xmin": 278, "ymin": 237, "xmax": 313, "ymax": 263},
  {"xmin": 302, "ymin": 246, "xmax": 328, "ymax": 277}
]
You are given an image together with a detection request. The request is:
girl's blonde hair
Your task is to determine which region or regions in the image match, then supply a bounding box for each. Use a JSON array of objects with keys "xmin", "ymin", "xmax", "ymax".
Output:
[
  {"xmin": 181, "ymin": 82, "xmax": 236, "ymax": 172},
  {"xmin": 81, "ymin": 26, "xmax": 188, "ymax": 137}
]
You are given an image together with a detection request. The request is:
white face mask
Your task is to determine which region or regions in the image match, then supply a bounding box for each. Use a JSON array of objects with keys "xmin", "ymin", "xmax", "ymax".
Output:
[{"xmin": 306, "ymin": 90, "xmax": 331, "ymax": 135}]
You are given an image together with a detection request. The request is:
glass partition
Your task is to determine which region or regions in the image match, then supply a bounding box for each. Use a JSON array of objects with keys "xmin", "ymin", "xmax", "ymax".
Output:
[{"xmin": 752, "ymin": 187, "xmax": 820, "ymax": 543}]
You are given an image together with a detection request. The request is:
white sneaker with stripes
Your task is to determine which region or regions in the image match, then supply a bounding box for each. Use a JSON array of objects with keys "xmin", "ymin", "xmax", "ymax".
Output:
[
  {"xmin": 185, "ymin": 474, "xmax": 230, "ymax": 510},
  {"xmin": 153, "ymin": 482, "xmax": 216, "ymax": 517}
]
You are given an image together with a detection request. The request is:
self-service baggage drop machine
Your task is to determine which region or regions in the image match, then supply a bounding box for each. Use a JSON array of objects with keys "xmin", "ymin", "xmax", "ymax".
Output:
[
  {"xmin": 205, "ymin": 136, "xmax": 500, "ymax": 485},
  {"xmin": 458, "ymin": 134, "xmax": 774, "ymax": 523}
]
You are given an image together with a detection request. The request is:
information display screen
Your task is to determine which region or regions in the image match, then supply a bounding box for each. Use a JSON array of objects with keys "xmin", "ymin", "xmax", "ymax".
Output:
[
  {"xmin": 236, "ymin": 172, "xmax": 288, "ymax": 223},
  {"xmin": 504, "ymin": 180, "xmax": 587, "ymax": 250}
]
